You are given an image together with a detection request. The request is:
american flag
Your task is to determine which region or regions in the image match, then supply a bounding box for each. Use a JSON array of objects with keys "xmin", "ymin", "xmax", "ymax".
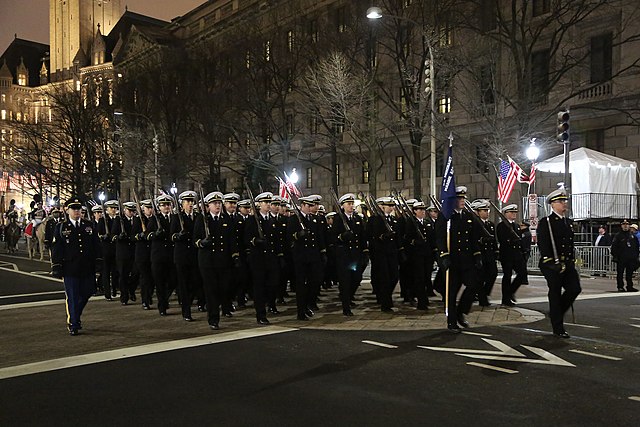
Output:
[
  {"xmin": 0, "ymin": 172, "xmax": 9, "ymax": 192},
  {"xmin": 278, "ymin": 176, "xmax": 301, "ymax": 201},
  {"xmin": 497, "ymin": 158, "xmax": 519, "ymax": 203}
]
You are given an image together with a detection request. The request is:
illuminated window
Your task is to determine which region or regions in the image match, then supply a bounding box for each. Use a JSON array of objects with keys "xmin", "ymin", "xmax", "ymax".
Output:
[
  {"xmin": 306, "ymin": 167, "xmax": 312, "ymax": 188},
  {"xmin": 18, "ymin": 74, "xmax": 27, "ymax": 86},
  {"xmin": 308, "ymin": 19, "xmax": 318, "ymax": 43},
  {"xmin": 362, "ymin": 161, "xmax": 370, "ymax": 184},
  {"xmin": 395, "ymin": 156, "xmax": 404, "ymax": 180},
  {"xmin": 287, "ymin": 30, "xmax": 295, "ymax": 52},
  {"xmin": 1, "ymin": 94, "xmax": 5, "ymax": 103},
  {"xmin": 1, "ymin": 110, "xmax": 5, "ymax": 120},
  {"xmin": 335, "ymin": 163, "xmax": 340, "ymax": 185},
  {"xmin": 309, "ymin": 116, "xmax": 318, "ymax": 134},
  {"xmin": 438, "ymin": 97, "xmax": 451, "ymax": 114},
  {"xmin": 245, "ymin": 49, "xmax": 251, "ymax": 69},
  {"xmin": 264, "ymin": 40, "xmax": 271, "ymax": 62}
]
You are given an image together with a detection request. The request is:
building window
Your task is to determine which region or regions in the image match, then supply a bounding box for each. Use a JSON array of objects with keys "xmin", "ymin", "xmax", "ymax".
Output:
[
  {"xmin": 480, "ymin": 0, "xmax": 497, "ymax": 32},
  {"xmin": 367, "ymin": 36, "xmax": 377, "ymax": 69},
  {"xmin": 264, "ymin": 40, "xmax": 271, "ymax": 62},
  {"xmin": 476, "ymin": 144, "xmax": 489, "ymax": 172},
  {"xmin": 287, "ymin": 68, "xmax": 293, "ymax": 92},
  {"xmin": 335, "ymin": 164, "xmax": 340, "ymax": 186},
  {"xmin": 306, "ymin": 167, "xmax": 312, "ymax": 188},
  {"xmin": 438, "ymin": 97, "xmax": 451, "ymax": 114},
  {"xmin": 591, "ymin": 33, "xmax": 612, "ymax": 83},
  {"xmin": 1, "ymin": 94, "xmax": 5, "ymax": 103},
  {"xmin": 308, "ymin": 19, "xmax": 318, "ymax": 43},
  {"xmin": 362, "ymin": 161, "xmax": 370, "ymax": 184},
  {"xmin": 245, "ymin": 49, "xmax": 251, "ymax": 69},
  {"xmin": 395, "ymin": 156, "xmax": 404, "ymax": 180},
  {"xmin": 532, "ymin": 0, "xmax": 550, "ymax": 17},
  {"xmin": 438, "ymin": 21, "xmax": 452, "ymax": 47},
  {"xmin": 18, "ymin": 74, "xmax": 27, "ymax": 86},
  {"xmin": 531, "ymin": 49, "xmax": 550, "ymax": 100},
  {"xmin": 403, "ymin": 0, "xmax": 413, "ymax": 7},
  {"xmin": 480, "ymin": 65, "xmax": 495, "ymax": 105},
  {"xmin": 333, "ymin": 121, "xmax": 344, "ymax": 134},
  {"xmin": 0, "ymin": 110, "xmax": 5, "ymax": 120},
  {"xmin": 286, "ymin": 113, "xmax": 294, "ymax": 135},
  {"xmin": 309, "ymin": 116, "xmax": 318, "ymax": 135},
  {"xmin": 287, "ymin": 30, "xmax": 295, "ymax": 52},
  {"xmin": 336, "ymin": 6, "xmax": 348, "ymax": 33}
]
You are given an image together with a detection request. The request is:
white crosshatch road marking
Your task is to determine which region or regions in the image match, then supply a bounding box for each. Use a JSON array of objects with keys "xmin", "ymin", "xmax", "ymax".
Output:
[
  {"xmin": 569, "ymin": 349, "xmax": 622, "ymax": 361},
  {"xmin": 467, "ymin": 362, "xmax": 518, "ymax": 374},
  {"xmin": 419, "ymin": 338, "xmax": 576, "ymax": 367},
  {"xmin": 362, "ymin": 340, "xmax": 398, "ymax": 349}
]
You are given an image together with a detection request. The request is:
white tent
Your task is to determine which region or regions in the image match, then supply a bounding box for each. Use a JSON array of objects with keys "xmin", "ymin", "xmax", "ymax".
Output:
[{"xmin": 536, "ymin": 147, "xmax": 638, "ymax": 219}]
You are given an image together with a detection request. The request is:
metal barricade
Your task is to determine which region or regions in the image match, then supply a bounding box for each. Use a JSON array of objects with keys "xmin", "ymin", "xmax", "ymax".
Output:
[{"xmin": 525, "ymin": 245, "xmax": 613, "ymax": 277}]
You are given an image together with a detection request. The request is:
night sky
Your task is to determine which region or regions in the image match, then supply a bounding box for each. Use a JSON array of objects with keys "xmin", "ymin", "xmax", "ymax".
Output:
[{"xmin": 0, "ymin": 0, "xmax": 205, "ymax": 53}]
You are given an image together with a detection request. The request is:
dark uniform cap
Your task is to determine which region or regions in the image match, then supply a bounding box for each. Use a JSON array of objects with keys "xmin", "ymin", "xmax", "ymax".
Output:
[
  {"xmin": 255, "ymin": 192, "xmax": 273, "ymax": 203},
  {"xmin": 64, "ymin": 197, "xmax": 83, "ymax": 209},
  {"xmin": 426, "ymin": 204, "xmax": 438, "ymax": 211},
  {"xmin": 501, "ymin": 204, "xmax": 518, "ymax": 214},
  {"xmin": 326, "ymin": 212, "xmax": 337, "ymax": 218},
  {"xmin": 104, "ymin": 200, "xmax": 119, "ymax": 208},
  {"xmin": 298, "ymin": 195, "xmax": 316, "ymax": 206},
  {"xmin": 621, "ymin": 219, "xmax": 630, "ymax": 225},
  {"xmin": 470, "ymin": 199, "xmax": 490, "ymax": 210},
  {"xmin": 237, "ymin": 199, "xmax": 252, "ymax": 208},
  {"xmin": 203, "ymin": 191, "xmax": 223, "ymax": 204},
  {"xmin": 156, "ymin": 195, "xmax": 173, "ymax": 205},
  {"xmin": 123, "ymin": 201, "xmax": 137, "ymax": 210},
  {"xmin": 318, "ymin": 205, "xmax": 326, "ymax": 213},
  {"xmin": 223, "ymin": 192, "xmax": 240, "ymax": 202},
  {"xmin": 270, "ymin": 196, "xmax": 283, "ymax": 205},
  {"xmin": 309, "ymin": 194, "xmax": 322, "ymax": 204},
  {"xmin": 179, "ymin": 190, "xmax": 197, "ymax": 201},
  {"xmin": 375, "ymin": 196, "xmax": 395, "ymax": 206},
  {"xmin": 455, "ymin": 186, "xmax": 468, "ymax": 198},
  {"xmin": 405, "ymin": 198, "xmax": 418, "ymax": 208},
  {"xmin": 91, "ymin": 205, "xmax": 103, "ymax": 213},
  {"xmin": 547, "ymin": 189, "xmax": 568, "ymax": 204},
  {"xmin": 140, "ymin": 199, "xmax": 153, "ymax": 208},
  {"xmin": 412, "ymin": 201, "xmax": 426, "ymax": 210}
]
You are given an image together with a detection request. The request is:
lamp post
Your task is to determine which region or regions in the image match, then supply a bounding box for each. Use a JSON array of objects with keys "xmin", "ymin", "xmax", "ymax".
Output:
[
  {"xmin": 289, "ymin": 168, "xmax": 299, "ymax": 184},
  {"xmin": 113, "ymin": 110, "xmax": 159, "ymax": 194},
  {"xmin": 367, "ymin": 6, "xmax": 437, "ymax": 198},
  {"xmin": 525, "ymin": 138, "xmax": 540, "ymax": 194}
]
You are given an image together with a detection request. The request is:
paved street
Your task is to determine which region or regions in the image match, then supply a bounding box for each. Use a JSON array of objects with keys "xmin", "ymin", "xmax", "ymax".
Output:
[{"xmin": 1, "ymin": 250, "xmax": 639, "ymax": 426}]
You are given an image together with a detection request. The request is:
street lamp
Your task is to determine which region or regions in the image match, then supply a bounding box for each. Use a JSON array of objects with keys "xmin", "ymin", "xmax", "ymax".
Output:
[
  {"xmin": 289, "ymin": 168, "xmax": 299, "ymax": 184},
  {"xmin": 98, "ymin": 192, "xmax": 106, "ymax": 203},
  {"xmin": 525, "ymin": 138, "xmax": 540, "ymax": 163},
  {"xmin": 367, "ymin": 6, "xmax": 437, "ymax": 198},
  {"xmin": 114, "ymin": 110, "xmax": 159, "ymax": 194}
]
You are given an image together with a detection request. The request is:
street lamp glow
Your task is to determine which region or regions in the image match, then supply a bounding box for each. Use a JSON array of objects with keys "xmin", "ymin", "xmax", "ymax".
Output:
[
  {"xmin": 98, "ymin": 192, "xmax": 106, "ymax": 202},
  {"xmin": 526, "ymin": 140, "xmax": 540, "ymax": 162},
  {"xmin": 366, "ymin": 7, "xmax": 383, "ymax": 19},
  {"xmin": 289, "ymin": 168, "xmax": 299, "ymax": 184},
  {"xmin": 170, "ymin": 183, "xmax": 177, "ymax": 195}
]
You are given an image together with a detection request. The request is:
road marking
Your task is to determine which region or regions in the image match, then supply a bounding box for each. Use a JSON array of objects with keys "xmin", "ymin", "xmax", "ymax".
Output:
[
  {"xmin": 0, "ymin": 266, "xmax": 61, "ymax": 282},
  {"xmin": 630, "ymin": 324, "xmax": 640, "ymax": 329},
  {"xmin": 564, "ymin": 322, "xmax": 600, "ymax": 329},
  {"xmin": 568, "ymin": 349, "xmax": 622, "ymax": 361},
  {"xmin": 362, "ymin": 340, "xmax": 398, "ymax": 349},
  {"xmin": 419, "ymin": 338, "xmax": 525, "ymax": 356},
  {"xmin": 0, "ymin": 290, "xmax": 64, "ymax": 300},
  {"xmin": 631, "ymin": 318, "xmax": 640, "ymax": 321},
  {"xmin": 0, "ymin": 299, "xmax": 67, "ymax": 311},
  {"xmin": 0, "ymin": 326, "xmax": 297, "ymax": 380},
  {"xmin": 515, "ymin": 292, "xmax": 640, "ymax": 304},
  {"xmin": 30, "ymin": 271, "xmax": 53, "ymax": 275},
  {"xmin": 629, "ymin": 396, "xmax": 640, "ymax": 402},
  {"xmin": 0, "ymin": 261, "xmax": 18, "ymax": 270},
  {"xmin": 461, "ymin": 331, "xmax": 492, "ymax": 337},
  {"xmin": 466, "ymin": 362, "xmax": 518, "ymax": 374},
  {"xmin": 0, "ymin": 253, "xmax": 49, "ymax": 263}
]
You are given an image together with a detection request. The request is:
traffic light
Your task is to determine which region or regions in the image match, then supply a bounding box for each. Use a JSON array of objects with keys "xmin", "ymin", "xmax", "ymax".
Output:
[{"xmin": 557, "ymin": 109, "xmax": 570, "ymax": 143}]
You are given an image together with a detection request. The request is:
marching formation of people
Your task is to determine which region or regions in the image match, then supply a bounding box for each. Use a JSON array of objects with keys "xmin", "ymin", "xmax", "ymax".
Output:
[{"xmin": 47, "ymin": 184, "xmax": 584, "ymax": 338}]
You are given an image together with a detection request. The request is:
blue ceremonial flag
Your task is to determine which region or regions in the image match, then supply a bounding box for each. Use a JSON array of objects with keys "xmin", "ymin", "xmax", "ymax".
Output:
[{"xmin": 440, "ymin": 138, "xmax": 456, "ymax": 220}]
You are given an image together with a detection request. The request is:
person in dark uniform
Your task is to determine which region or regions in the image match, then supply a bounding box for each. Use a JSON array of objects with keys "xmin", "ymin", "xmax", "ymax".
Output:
[
  {"xmin": 91, "ymin": 205, "xmax": 104, "ymax": 295},
  {"xmin": 133, "ymin": 199, "xmax": 155, "ymax": 310},
  {"xmin": 287, "ymin": 195, "xmax": 327, "ymax": 320},
  {"xmin": 236, "ymin": 199, "xmax": 253, "ymax": 307},
  {"xmin": 537, "ymin": 189, "xmax": 582, "ymax": 338},
  {"xmin": 245, "ymin": 191, "xmax": 283, "ymax": 325},
  {"xmin": 367, "ymin": 196, "xmax": 402, "ymax": 313},
  {"xmin": 404, "ymin": 201, "xmax": 435, "ymax": 312},
  {"xmin": 51, "ymin": 197, "xmax": 102, "ymax": 335},
  {"xmin": 170, "ymin": 191, "xmax": 202, "ymax": 321},
  {"xmin": 223, "ymin": 192, "xmax": 245, "ymax": 314},
  {"xmin": 435, "ymin": 186, "xmax": 482, "ymax": 332},
  {"xmin": 611, "ymin": 219, "xmax": 640, "ymax": 292},
  {"xmin": 266, "ymin": 195, "xmax": 287, "ymax": 311},
  {"xmin": 193, "ymin": 191, "xmax": 240, "ymax": 330},
  {"xmin": 273, "ymin": 197, "xmax": 293, "ymax": 301},
  {"xmin": 308, "ymin": 195, "xmax": 326, "ymax": 310},
  {"xmin": 43, "ymin": 208, "xmax": 64, "ymax": 250},
  {"xmin": 470, "ymin": 199, "xmax": 498, "ymax": 307},
  {"xmin": 330, "ymin": 193, "xmax": 369, "ymax": 316},
  {"xmin": 97, "ymin": 200, "xmax": 119, "ymax": 301},
  {"xmin": 496, "ymin": 204, "xmax": 527, "ymax": 306},
  {"xmin": 111, "ymin": 202, "xmax": 138, "ymax": 305},
  {"xmin": 426, "ymin": 204, "xmax": 444, "ymax": 297},
  {"xmin": 146, "ymin": 195, "xmax": 175, "ymax": 316},
  {"xmin": 398, "ymin": 199, "xmax": 416, "ymax": 304}
]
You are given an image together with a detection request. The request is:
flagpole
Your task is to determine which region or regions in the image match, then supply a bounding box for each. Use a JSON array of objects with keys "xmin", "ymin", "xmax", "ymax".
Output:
[{"xmin": 443, "ymin": 132, "xmax": 454, "ymax": 321}]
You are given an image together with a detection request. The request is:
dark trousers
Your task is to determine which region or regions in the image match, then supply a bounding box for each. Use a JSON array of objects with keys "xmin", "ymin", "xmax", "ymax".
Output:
[
  {"xmin": 411, "ymin": 252, "xmax": 431, "ymax": 309},
  {"xmin": 117, "ymin": 257, "xmax": 136, "ymax": 303},
  {"xmin": 335, "ymin": 247, "xmax": 365, "ymax": 310},
  {"xmin": 372, "ymin": 253, "xmax": 399, "ymax": 310},
  {"xmin": 616, "ymin": 260, "xmax": 635, "ymax": 289},
  {"xmin": 479, "ymin": 254, "xmax": 498, "ymax": 304},
  {"xmin": 176, "ymin": 262, "xmax": 201, "ymax": 318},
  {"xmin": 399, "ymin": 257, "xmax": 413, "ymax": 301},
  {"xmin": 136, "ymin": 261, "xmax": 154, "ymax": 306},
  {"xmin": 102, "ymin": 254, "xmax": 119, "ymax": 299},
  {"xmin": 64, "ymin": 275, "xmax": 96, "ymax": 330},
  {"xmin": 152, "ymin": 260, "xmax": 175, "ymax": 313},
  {"xmin": 500, "ymin": 255, "xmax": 527, "ymax": 303},
  {"xmin": 250, "ymin": 253, "xmax": 280, "ymax": 320},
  {"xmin": 293, "ymin": 257, "xmax": 323, "ymax": 317},
  {"xmin": 446, "ymin": 261, "xmax": 480, "ymax": 326},
  {"xmin": 200, "ymin": 265, "xmax": 231, "ymax": 325},
  {"xmin": 541, "ymin": 262, "xmax": 582, "ymax": 334}
]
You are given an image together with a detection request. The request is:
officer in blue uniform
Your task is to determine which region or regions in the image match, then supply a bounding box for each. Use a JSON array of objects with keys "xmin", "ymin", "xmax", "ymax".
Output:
[{"xmin": 51, "ymin": 197, "xmax": 102, "ymax": 335}]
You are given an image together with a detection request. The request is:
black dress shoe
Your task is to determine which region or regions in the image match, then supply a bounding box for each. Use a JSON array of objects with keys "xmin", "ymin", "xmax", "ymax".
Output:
[
  {"xmin": 554, "ymin": 331, "xmax": 570, "ymax": 339},
  {"xmin": 447, "ymin": 324, "xmax": 462, "ymax": 333},
  {"xmin": 121, "ymin": 302, "xmax": 128, "ymax": 306},
  {"xmin": 209, "ymin": 323, "xmax": 219, "ymax": 330},
  {"xmin": 309, "ymin": 303, "xmax": 319, "ymax": 311},
  {"xmin": 457, "ymin": 315, "xmax": 469, "ymax": 328},
  {"xmin": 349, "ymin": 302, "xmax": 357, "ymax": 308},
  {"xmin": 343, "ymin": 309, "xmax": 354, "ymax": 317},
  {"xmin": 268, "ymin": 307, "xmax": 280, "ymax": 314},
  {"xmin": 305, "ymin": 308, "xmax": 315, "ymax": 317},
  {"xmin": 223, "ymin": 312, "xmax": 233, "ymax": 318},
  {"xmin": 277, "ymin": 298, "xmax": 286, "ymax": 304},
  {"xmin": 159, "ymin": 310, "xmax": 167, "ymax": 316},
  {"xmin": 479, "ymin": 300, "xmax": 491, "ymax": 307},
  {"xmin": 112, "ymin": 290, "xmax": 118, "ymax": 298},
  {"xmin": 502, "ymin": 300, "xmax": 516, "ymax": 307},
  {"xmin": 183, "ymin": 316, "xmax": 193, "ymax": 322},
  {"xmin": 257, "ymin": 318, "xmax": 270, "ymax": 325},
  {"xmin": 130, "ymin": 294, "xmax": 137, "ymax": 302},
  {"xmin": 296, "ymin": 315, "xmax": 309, "ymax": 321},
  {"xmin": 381, "ymin": 307, "xmax": 394, "ymax": 313},
  {"xmin": 197, "ymin": 305, "xmax": 206, "ymax": 312},
  {"xmin": 416, "ymin": 305, "xmax": 429, "ymax": 311},
  {"xmin": 105, "ymin": 296, "xmax": 113, "ymax": 301},
  {"xmin": 618, "ymin": 287, "xmax": 626, "ymax": 292},
  {"xmin": 426, "ymin": 291, "xmax": 437, "ymax": 297},
  {"xmin": 69, "ymin": 329, "xmax": 79, "ymax": 336},
  {"xmin": 142, "ymin": 303, "xmax": 151, "ymax": 310},
  {"xmin": 627, "ymin": 287, "xmax": 639, "ymax": 292}
]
